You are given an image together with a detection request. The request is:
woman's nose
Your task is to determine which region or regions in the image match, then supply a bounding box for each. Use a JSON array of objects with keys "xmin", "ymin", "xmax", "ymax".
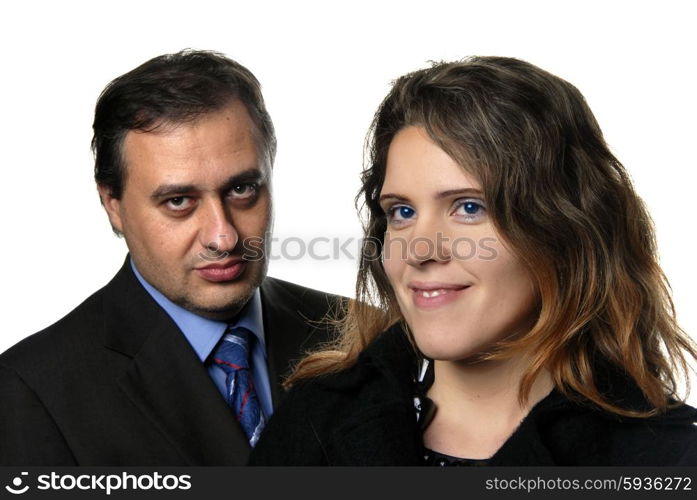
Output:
[{"xmin": 404, "ymin": 217, "xmax": 452, "ymax": 267}]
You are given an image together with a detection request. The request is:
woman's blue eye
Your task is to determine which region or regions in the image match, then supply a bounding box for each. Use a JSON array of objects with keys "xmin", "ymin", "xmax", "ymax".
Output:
[
  {"xmin": 397, "ymin": 206, "xmax": 415, "ymax": 219},
  {"xmin": 454, "ymin": 200, "xmax": 486, "ymax": 221},
  {"xmin": 463, "ymin": 202, "xmax": 480, "ymax": 214},
  {"xmin": 387, "ymin": 205, "xmax": 415, "ymax": 222}
]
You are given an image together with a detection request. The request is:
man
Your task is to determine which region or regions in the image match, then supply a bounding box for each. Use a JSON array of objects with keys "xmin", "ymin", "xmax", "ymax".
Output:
[{"xmin": 0, "ymin": 50, "xmax": 341, "ymax": 465}]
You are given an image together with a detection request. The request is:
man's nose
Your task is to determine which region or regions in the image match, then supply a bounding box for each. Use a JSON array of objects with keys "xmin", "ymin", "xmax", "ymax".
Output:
[{"xmin": 198, "ymin": 200, "xmax": 239, "ymax": 256}]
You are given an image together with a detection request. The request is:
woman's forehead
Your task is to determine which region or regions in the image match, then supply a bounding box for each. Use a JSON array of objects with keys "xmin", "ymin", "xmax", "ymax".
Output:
[{"xmin": 382, "ymin": 126, "xmax": 482, "ymax": 197}]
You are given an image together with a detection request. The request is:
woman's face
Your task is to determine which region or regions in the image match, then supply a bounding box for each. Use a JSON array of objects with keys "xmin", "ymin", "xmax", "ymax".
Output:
[{"xmin": 380, "ymin": 126, "xmax": 538, "ymax": 361}]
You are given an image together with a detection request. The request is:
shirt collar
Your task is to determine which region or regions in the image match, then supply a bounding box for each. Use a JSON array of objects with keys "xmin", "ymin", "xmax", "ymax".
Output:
[{"xmin": 129, "ymin": 257, "xmax": 266, "ymax": 362}]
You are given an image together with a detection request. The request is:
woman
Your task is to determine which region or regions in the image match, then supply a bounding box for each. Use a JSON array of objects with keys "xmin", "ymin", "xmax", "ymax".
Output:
[{"xmin": 249, "ymin": 56, "xmax": 697, "ymax": 465}]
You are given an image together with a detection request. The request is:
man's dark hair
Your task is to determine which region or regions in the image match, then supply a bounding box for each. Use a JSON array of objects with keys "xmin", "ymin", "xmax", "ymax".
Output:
[{"xmin": 92, "ymin": 49, "xmax": 276, "ymax": 199}]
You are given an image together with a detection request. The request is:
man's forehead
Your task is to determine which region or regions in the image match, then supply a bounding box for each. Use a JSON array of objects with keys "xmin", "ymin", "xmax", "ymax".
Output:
[
  {"xmin": 126, "ymin": 106, "xmax": 253, "ymax": 144},
  {"xmin": 122, "ymin": 154, "xmax": 268, "ymax": 189},
  {"xmin": 119, "ymin": 106, "xmax": 268, "ymax": 192}
]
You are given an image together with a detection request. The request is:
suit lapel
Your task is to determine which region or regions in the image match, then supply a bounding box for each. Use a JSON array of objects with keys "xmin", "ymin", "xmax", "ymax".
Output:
[
  {"xmin": 260, "ymin": 277, "xmax": 334, "ymax": 407},
  {"xmin": 102, "ymin": 259, "xmax": 250, "ymax": 465}
]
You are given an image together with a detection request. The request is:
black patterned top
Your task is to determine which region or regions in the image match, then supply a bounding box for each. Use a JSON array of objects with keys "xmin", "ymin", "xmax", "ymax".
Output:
[
  {"xmin": 415, "ymin": 359, "xmax": 492, "ymax": 466},
  {"xmin": 423, "ymin": 448, "xmax": 490, "ymax": 466}
]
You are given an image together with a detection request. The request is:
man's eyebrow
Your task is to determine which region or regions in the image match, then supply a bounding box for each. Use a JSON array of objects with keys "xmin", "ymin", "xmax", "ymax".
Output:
[
  {"xmin": 379, "ymin": 187, "xmax": 483, "ymax": 203},
  {"xmin": 151, "ymin": 184, "xmax": 198, "ymax": 200},
  {"xmin": 220, "ymin": 169, "xmax": 266, "ymax": 193},
  {"xmin": 150, "ymin": 168, "xmax": 266, "ymax": 200}
]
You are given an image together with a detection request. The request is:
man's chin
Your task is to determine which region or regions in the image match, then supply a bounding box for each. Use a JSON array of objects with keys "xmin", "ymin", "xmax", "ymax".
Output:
[
  {"xmin": 172, "ymin": 264, "xmax": 266, "ymax": 320},
  {"xmin": 175, "ymin": 289, "xmax": 256, "ymax": 321}
]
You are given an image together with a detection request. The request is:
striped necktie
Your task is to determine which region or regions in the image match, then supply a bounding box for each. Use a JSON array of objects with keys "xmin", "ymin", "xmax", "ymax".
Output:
[{"xmin": 211, "ymin": 327, "xmax": 265, "ymax": 446}]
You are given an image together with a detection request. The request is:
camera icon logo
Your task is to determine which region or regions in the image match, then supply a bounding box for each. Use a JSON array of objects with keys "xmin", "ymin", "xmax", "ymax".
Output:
[{"xmin": 4, "ymin": 472, "xmax": 29, "ymax": 495}]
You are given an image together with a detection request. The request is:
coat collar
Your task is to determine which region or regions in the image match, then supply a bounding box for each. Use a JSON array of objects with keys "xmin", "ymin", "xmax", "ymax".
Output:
[{"xmin": 259, "ymin": 276, "xmax": 339, "ymax": 406}]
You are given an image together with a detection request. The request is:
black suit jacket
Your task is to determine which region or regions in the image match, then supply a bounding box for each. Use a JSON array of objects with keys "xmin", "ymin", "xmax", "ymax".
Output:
[{"xmin": 0, "ymin": 258, "xmax": 341, "ymax": 465}]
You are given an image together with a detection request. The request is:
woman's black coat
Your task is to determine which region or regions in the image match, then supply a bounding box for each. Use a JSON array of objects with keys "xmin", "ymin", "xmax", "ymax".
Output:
[{"xmin": 249, "ymin": 325, "xmax": 697, "ymax": 466}]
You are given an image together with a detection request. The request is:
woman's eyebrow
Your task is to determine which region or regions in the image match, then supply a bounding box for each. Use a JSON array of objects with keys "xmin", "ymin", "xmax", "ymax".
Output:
[
  {"xmin": 379, "ymin": 187, "xmax": 483, "ymax": 203},
  {"xmin": 378, "ymin": 193, "xmax": 408, "ymax": 203},
  {"xmin": 436, "ymin": 188, "xmax": 483, "ymax": 199}
]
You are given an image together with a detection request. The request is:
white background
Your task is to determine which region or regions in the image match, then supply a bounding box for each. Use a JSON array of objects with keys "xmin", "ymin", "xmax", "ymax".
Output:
[{"xmin": 1, "ymin": 0, "xmax": 695, "ymax": 405}]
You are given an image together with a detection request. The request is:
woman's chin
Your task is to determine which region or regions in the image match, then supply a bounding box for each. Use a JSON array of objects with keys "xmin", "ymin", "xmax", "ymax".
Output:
[{"xmin": 413, "ymin": 337, "xmax": 482, "ymax": 362}]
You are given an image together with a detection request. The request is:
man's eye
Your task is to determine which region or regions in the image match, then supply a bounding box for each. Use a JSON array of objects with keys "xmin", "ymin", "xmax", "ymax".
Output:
[
  {"xmin": 165, "ymin": 196, "xmax": 194, "ymax": 211},
  {"xmin": 230, "ymin": 183, "xmax": 258, "ymax": 200}
]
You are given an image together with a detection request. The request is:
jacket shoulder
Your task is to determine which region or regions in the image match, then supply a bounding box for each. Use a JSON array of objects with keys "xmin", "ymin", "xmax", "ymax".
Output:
[
  {"xmin": 532, "ymin": 388, "xmax": 697, "ymax": 465},
  {"xmin": 261, "ymin": 276, "xmax": 346, "ymax": 320},
  {"xmin": 0, "ymin": 285, "xmax": 107, "ymax": 372},
  {"xmin": 611, "ymin": 403, "xmax": 697, "ymax": 465}
]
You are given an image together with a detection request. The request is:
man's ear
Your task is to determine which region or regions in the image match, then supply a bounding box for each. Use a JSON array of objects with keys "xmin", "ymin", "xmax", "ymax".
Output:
[{"xmin": 97, "ymin": 184, "xmax": 124, "ymax": 235}]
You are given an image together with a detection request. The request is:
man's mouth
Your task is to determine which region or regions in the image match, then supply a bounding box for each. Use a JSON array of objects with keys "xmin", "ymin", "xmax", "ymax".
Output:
[{"xmin": 195, "ymin": 259, "xmax": 247, "ymax": 283}]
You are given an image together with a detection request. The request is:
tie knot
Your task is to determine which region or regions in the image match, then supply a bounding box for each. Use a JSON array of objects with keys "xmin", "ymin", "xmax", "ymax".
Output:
[{"xmin": 212, "ymin": 327, "xmax": 252, "ymax": 372}]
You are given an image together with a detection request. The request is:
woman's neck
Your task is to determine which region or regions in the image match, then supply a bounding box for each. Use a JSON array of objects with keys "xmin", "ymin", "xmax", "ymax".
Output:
[{"xmin": 423, "ymin": 355, "xmax": 553, "ymax": 460}]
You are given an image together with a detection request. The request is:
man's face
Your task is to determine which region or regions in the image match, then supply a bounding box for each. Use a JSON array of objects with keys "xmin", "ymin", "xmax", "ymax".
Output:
[{"xmin": 99, "ymin": 100, "xmax": 272, "ymax": 320}]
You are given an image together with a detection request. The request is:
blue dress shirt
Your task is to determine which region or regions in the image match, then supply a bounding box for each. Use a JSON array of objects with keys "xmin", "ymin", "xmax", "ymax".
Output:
[{"xmin": 129, "ymin": 259, "xmax": 273, "ymax": 419}]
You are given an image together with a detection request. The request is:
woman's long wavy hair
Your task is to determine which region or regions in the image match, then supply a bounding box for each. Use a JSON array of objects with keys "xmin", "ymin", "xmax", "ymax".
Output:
[{"xmin": 288, "ymin": 56, "xmax": 697, "ymax": 417}]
